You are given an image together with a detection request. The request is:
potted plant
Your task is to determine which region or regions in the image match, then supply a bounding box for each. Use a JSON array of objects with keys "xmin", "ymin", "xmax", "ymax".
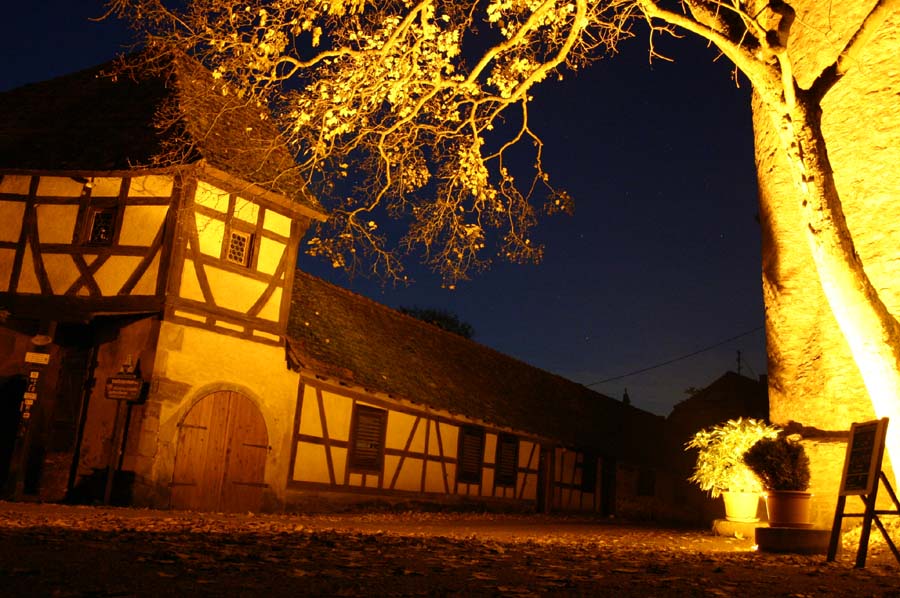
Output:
[
  {"xmin": 743, "ymin": 435, "xmax": 812, "ymax": 527},
  {"xmin": 685, "ymin": 418, "xmax": 781, "ymax": 522}
]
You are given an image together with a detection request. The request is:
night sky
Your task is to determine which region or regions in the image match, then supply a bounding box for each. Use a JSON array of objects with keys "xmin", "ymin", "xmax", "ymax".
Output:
[{"xmin": 2, "ymin": 2, "xmax": 766, "ymax": 416}]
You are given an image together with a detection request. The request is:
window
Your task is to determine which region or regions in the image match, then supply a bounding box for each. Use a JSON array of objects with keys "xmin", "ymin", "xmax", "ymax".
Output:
[
  {"xmin": 86, "ymin": 207, "xmax": 117, "ymax": 245},
  {"xmin": 637, "ymin": 468, "xmax": 656, "ymax": 497},
  {"xmin": 348, "ymin": 405, "xmax": 387, "ymax": 473},
  {"xmin": 457, "ymin": 425, "xmax": 485, "ymax": 485},
  {"xmin": 225, "ymin": 230, "xmax": 253, "ymax": 267},
  {"xmin": 494, "ymin": 434, "xmax": 518, "ymax": 487},
  {"xmin": 580, "ymin": 452, "xmax": 598, "ymax": 493}
]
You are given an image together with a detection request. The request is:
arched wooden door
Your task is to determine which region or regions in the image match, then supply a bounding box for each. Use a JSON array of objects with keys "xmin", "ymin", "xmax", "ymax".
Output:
[{"xmin": 171, "ymin": 391, "xmax": 269, "ymax": 512}]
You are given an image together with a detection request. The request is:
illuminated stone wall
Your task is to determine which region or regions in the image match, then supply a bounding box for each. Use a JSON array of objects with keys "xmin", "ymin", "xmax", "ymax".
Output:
[{"xmin": 753, "ymin": 0, "xmax": 900, "ymax": 526}]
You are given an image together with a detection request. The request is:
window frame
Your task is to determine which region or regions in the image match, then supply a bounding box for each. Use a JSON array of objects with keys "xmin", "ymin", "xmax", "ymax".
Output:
[
  {"xmin": 224, "ymin": 228, "xmax": 254, "ymax": 267},
  {"xmin": 82, "ymin": 205, "xmax": 119, "ymax": 246},
  {"xmin": 347, "ymin": 404, "xmax": 388, "ymax": 474},
  {"xmin": 457, "ymin": 425, "xmax": 485, "ymax": 485}
]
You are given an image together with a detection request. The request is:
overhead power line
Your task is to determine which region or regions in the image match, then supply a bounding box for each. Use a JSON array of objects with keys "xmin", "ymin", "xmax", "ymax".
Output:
[{"xmin": 585, "ymin": 325, "xmax": 765, "ymax": 387}]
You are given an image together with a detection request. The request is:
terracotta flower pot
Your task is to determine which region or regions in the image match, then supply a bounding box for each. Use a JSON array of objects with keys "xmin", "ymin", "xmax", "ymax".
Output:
[
  {"xmin": 722, "ymin": 490, "xmax": 761, "ymax": 522},
  {"xmin": 765, "ymin": 490, "xmax": 812, "ymax": 527}
]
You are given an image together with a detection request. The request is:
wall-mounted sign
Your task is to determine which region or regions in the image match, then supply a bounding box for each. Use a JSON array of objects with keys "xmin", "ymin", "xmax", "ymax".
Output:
[
  {"xmin": 105, "ymin": 375, "xmax": 146, "ymax": 402},
  {"xmin": 24, "ymin": 352, "xmax": 50, "ymax": 365}
]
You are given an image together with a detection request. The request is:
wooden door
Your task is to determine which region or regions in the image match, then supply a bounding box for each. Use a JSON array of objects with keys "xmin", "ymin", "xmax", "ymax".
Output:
[
  {"xmin": 171, "ymin": 391, "xmax": 269, "ymax": 512},
  {"xmin": 0, "ymin": 376, "xmax": 26, "ymax": 493}
]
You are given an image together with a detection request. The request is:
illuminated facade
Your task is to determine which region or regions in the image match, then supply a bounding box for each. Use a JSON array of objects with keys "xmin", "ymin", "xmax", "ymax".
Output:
[
  {"xmin": 0, "ymin": 56, "xmax": 663, "ymax": 514},
  {"xmin": 754, "ymin": 1, "xmax": 900, "ymax": 525},
  {"xmin": 283, "ymin": 271, "xmax": 663, "ymax": 514}
]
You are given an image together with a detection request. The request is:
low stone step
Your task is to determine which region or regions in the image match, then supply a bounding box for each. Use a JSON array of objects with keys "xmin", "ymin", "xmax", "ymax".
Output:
[
  {"xmin": 712, "ymin": 518, "xmax": 760, "ymax": 539},
  {"xmin": 755, "ymin": 526, "xmax": 833, "ymax": 555}
]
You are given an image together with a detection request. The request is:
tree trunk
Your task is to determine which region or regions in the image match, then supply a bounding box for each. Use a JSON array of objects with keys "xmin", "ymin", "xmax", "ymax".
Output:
[{"xmin": 764, "ymin": 93, "xmax": 900, "ymax": 475}]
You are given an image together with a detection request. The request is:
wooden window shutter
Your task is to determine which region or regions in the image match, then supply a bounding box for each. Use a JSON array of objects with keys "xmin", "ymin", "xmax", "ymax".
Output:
[
  {"xmin": 580, "ymin": 451, "xmax": 598, "ymax": 493},
  {"xmin": 494, "ymin": 434, "xmax": 518, "ymax": 487},
  {"xmin": 348, "ymin": 405, "xmax": 387, "ymax": 473},
  {"xmin": 457, "ymin": 426, "xmax": 485, "ymax": 485}
]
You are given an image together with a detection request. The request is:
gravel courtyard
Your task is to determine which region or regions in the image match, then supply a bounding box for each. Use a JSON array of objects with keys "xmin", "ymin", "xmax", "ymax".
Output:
[{"xmin": 0, "ymin": 502, "xmax": 897, "ymax": 597}]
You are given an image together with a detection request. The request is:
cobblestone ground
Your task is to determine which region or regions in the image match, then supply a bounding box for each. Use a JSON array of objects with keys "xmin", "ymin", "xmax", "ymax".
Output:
[{"xmin": 0, "ymin": 502, "xmax": 898, "ymax": 597}]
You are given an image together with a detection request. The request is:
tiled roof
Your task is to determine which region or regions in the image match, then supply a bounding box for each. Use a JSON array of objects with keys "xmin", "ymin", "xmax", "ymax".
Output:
[
  {"xmin": 287, "ymin": 270, "xmax": 663, "ymax": 460},
  {"xmin": 0, "ymin": 53, "xmax": 323, "ymax": 216}
]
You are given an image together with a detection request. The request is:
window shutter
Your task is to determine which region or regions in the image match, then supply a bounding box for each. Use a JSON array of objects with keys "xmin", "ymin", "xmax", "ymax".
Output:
[
  {"xmin": 349, "ymin": 405, "xmax": 387, "ymax": 472},
  {"xmin": 580, "ymin": 452, "xmax": 598, "ymax": 493},
  {"xmin": 457, "ymin": 426, "xmax": 484, "ymax": 484},
  {"xmin": 495, "ymin": 434, "xmax": 518, "ymax": 487}
]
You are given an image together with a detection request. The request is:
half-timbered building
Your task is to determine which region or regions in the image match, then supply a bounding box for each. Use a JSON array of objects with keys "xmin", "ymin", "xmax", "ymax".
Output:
[
  {"xmin": 285, "ymin": 271, "xmax": 664, "ymax": 514},
  {"xmin": 0, "ymin": 55, "xmax": 663, "ymax": 515}
]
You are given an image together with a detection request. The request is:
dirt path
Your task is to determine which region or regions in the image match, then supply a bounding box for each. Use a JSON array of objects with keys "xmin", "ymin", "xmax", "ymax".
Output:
[{"xmin": 0, "ymin": 502, "xmax": 897, "ymax": 596}]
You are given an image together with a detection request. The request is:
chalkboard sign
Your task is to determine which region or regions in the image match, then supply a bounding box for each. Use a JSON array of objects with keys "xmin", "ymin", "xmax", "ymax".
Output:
[{"xmin": 839, "ymin": 418, "xmax": 888, "ymax": 496}]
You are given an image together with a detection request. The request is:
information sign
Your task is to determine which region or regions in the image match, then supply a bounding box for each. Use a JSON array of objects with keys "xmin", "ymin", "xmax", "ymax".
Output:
[
  {"xmin": 24, "ymin": 352, "xmax": 50, "ymax": 365},
  {"xmin": 105, "ymin": 375, "xmax": 146, "ymax": 402}
]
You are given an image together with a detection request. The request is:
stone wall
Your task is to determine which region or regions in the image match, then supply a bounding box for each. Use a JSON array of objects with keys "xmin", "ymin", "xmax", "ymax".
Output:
[{"xmin": 753, "ymin": 0, "xmax": 900, "ymax": 526}]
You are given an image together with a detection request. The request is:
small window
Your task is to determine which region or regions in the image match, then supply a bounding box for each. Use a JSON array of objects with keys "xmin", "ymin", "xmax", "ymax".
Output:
[
  {"xmin": 495, "ymin": 434, "xmax": 518, "ymax": 487},
  {"xmin": 637, "ymin": 468, "xmax": 656, "ymax": 497},
  {"xmin": 225, "ymin": 230, "xmax": 253, "ymax": 266},
  {"xmin": 87, "ymin": 208, "xmax": 117, "ymax": 245},
  {"xmin": 457, "ymin": 426, "xmax": 485, "ymax": 485},
  {"xmin": 348, "ymin": 405, "xmax": 387, "ymax": 473}
]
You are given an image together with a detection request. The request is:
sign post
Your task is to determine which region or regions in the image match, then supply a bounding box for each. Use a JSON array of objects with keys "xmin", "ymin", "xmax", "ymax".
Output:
[
  {"xmin": 827, "ymin": 418, "xmax": 900, "ymax": 567},
  {"xmin": 9, "ymin": 350, "xmax": 51, "ymax": 498},
  {"xmin": 102, "ymin": 362, "xmax": 146, "ymax": 505}
]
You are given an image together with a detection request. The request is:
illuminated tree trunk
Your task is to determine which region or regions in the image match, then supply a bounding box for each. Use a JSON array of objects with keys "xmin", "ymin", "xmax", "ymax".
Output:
[
  {"xmin": 647, "ymin": 0, "xmax": 900, "ymax": 485},
  {"xmin": 765, "ymin": 92, "xmax": 900, "ymax": 473}
]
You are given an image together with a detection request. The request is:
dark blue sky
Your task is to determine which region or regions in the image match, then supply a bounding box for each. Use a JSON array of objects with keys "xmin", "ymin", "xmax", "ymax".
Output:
[{"xmin": 2, "ymin": 2, "xmax": 766, "ymax": 416}]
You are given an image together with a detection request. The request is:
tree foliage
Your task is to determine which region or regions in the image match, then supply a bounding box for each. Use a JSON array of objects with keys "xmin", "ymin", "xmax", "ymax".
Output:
[
  {"xmin": 108, "ymin": 0, "xmax": 637, "ymax": 284},
  {"xmin": 398, "ymin": 306, "xmax": 475, "ymax": 338},
  {"xmin": 108, "ymin": 0, "xmax": 900, "ymax": 469}
]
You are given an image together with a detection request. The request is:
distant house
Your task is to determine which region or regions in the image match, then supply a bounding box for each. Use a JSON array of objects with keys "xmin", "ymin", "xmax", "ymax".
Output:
[
  {"xmin": 0, "ymin": 55, "xmax": 663, "ymax": 514},
  {"xmin": 667, "ymin": 371, "xmax": 769, "ymax": 437}
]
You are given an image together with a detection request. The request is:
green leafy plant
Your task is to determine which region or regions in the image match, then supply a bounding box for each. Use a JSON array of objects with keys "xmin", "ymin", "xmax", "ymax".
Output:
[
  {"xmin": 685, "ymin": 418, "xmax": 781, "ymax": 498},
  {"xmin": 743, "ymin": 436, "xmax": 811, "ymax": 492}
]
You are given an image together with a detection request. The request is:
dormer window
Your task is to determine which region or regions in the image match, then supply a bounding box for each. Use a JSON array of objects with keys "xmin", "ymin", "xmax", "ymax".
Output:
[{"xmin": 225, "ymin": 230, "xmax": 253, "ymax": 266}]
